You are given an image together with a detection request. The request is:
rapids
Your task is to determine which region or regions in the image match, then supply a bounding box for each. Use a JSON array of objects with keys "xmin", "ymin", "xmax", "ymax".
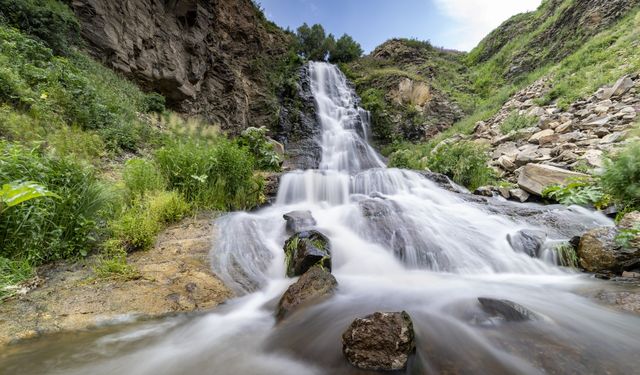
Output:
[{"xmin": 2, "ymin": 62, "xmax": 639, "ymax": 375}]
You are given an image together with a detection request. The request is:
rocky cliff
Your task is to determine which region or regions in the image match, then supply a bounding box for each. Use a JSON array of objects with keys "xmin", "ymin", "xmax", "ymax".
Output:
[
  {"xmin": 70, "ymin": 0, "xmax": 295, "ymax": 133},
  {"xmin": 345, "ymin": 39, "xmax": 468, "ymax": 146}
]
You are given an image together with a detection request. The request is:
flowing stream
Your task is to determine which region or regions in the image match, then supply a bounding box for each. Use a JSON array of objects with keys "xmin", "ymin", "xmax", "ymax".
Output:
[{"xmin": 2, "ymin": 62, "xmax": 640, "ymax": 374}]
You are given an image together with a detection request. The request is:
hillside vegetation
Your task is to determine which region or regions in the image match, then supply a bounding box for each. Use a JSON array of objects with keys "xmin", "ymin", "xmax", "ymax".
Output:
[
  {"xmin": 355, "ymin": 0, "xmax": 640, "ymax": 197},
  {"xmin": 0, "ymin": 1, "xmax": 283, "ymax": 300}
]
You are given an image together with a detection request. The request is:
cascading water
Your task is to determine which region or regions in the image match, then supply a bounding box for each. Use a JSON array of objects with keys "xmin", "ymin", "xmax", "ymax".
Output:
[{"xmin": 3, "ymin": 62, "xmax": 639, "ymax": 375}]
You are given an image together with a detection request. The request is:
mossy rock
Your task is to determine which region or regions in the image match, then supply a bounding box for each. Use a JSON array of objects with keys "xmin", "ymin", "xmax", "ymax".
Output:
[{"xmin": 284, "ymin": 230, "xmax": 331, "ymax": 277}]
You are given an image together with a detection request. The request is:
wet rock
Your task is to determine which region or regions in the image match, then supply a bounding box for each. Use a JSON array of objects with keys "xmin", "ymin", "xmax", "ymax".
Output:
[
  {"xmin": 507, "ymin": 229, "xmax": 547, "ymax": 257},
  {"xmin": 474, "ymin": 186, "xmax": 495, "ymax": 197},
  {"xmin": 342, "ymin": 311, "xmax": 415, "ymax": 371},
  {"xmin": 517, "ymin": 164, "xmax": 588, "ymax": 196},
  {"xmin": 509, "ymin": 188, "xmax": 530, "ymax": 203},
  {"xmin": 284, "ymin": 231, "xmax": 331, "ymax": 277},
  {"xmin": 478, "ymin": 297, "xmax": 539, "ymax": 322},
  {"xmin": 262, "ymin": 173, "xmax": 281, "ymax": 206},
  {"xmin": 577, "ymin": 227, "xmax": 640, "ymax": 273},
  {"xmin": 283, "ymin": 211, "xmax": 316, "ymax": 235},
  {"xmin": 276, "ymin": 266, "xmax": 337, "ymax": 322}
]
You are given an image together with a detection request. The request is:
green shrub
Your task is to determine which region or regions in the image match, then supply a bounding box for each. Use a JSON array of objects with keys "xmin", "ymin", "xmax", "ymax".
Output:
[
  {"xmin": 0, "ymin": 0, "xmax": 80, "ymax": 55},
  {"xmin": 360, "ymin": 88, "xmax": 394, "ymax": 144},
  {"xmin": 108, "ymin": 190, "xmax": 190, "ymax": 253},
  {"xmin": 238, "ymin": 127, "xmax": 281, "ymax": 171},
  {"xmin": 48, "ymin": 126, "xmax": 106, "ymax": 161},
  {"xmin": 542, "ymin": 178, "xmax": 610, "ymax": 209},
  {"xmin": 123, "ymin": 158, "xmax": 166, "ymax": 198},
  {"xmin": 0, "ymin": 141, "xmax": 110, "ymax": 263},
  {"xmin": 388, "ymin": 149, "xmax": 418, "ymax": 169},
  {"xmin": 143, "ymin": 92, "xmax": 166, "ymax": 113},
  {"xmin": 601, "ymin": 143, "xmax": 640, "ymax": 211},
  {"xmin": 155, "ymin": 139, "xmax": 262, "ymax": 210},
  {"xmin": 426, "ymin": 141, "xmax": 495, "ymax": 190},
  {"xmin": 500, "ymin": 112, "xmax": 539, "ymax": 134}
]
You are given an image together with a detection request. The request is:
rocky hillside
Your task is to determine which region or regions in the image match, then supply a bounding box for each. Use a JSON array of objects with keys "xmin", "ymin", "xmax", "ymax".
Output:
[
  {"xmin": 70, "ymin": 0, "xmax": 297, "ymax": 133},
  {"xmin": 344, "ymin": 39, "xmax": 470, "ymax": 146}
]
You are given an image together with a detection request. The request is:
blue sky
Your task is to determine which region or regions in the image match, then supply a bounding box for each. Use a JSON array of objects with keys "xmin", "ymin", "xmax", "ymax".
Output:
[{"xmin": 258, "ymin": 0, "xmax": 542, "ymax": 52}]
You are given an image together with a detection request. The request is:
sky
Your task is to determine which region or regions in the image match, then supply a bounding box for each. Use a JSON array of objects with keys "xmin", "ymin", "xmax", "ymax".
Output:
[{"xmin": 258, "ymin": 0, "xmax": 542, "ymax": 52}]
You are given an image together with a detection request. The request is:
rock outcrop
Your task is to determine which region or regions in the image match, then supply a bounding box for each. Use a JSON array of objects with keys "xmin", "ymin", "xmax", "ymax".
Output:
[
  {"xmin": 70, "ymin": 0, "xmax": 293, "ymax": 133},
  {"xmin": 283, "ymin": 231, "xmax": 331, "ymax": 277},
  {"xmin": 578, "ymin": 217, "xmax": 640, "ymax": 274},
  {"xmin": 342, "ymin": 311, "xmax": 416, "ymax": 371},
  {"xmin": 275, "ymin": 266, "xmax": 337, "ymax": 322}
]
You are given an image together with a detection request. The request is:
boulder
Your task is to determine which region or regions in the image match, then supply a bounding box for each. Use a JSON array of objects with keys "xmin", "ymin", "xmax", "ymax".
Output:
[
  {"xmin": 478, "ymin": 298, "xmax": 539, "ymax": 322},
  {"xmin": 517, "ymin": 164, "xmax": 588, "ymax": 196},
  {"xmin": 577, "ymin": 227, "xmax": 640, "ymax": 273},
  {"xmin": 529, "ymin": 129, "xmax": 555, "ymax": 144},
  {"xmin": 342, "ymin": 311, "xmax": 415, "ymax": 371},
  {"xmin": 283, "ymin": 211, "xmax": 316, "ymax": 234},
  {"xmin": 507, "ymin": 229, "xmax": 547, "ymax": 257},
  {"xmin": 284, "ymin": 231, "xmax": 331, "ymax": 277},
  {"xmin": 509, "ymin": 188, "xmax": 530, "ymax": 203},
  {"xmin": 276, "ymin": 266, "xmax": 337, "ymax": 322}
]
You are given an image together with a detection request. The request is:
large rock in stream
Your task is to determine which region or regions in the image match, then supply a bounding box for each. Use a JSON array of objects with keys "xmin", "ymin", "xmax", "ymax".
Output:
[
  {"xmin": 478, "ymin": 297, "xmax": 540, "ymax": 322},
  {"xmin": 276, "ymin": 266, "xmax": 337, "ymax": 322},
  {"xmin": 578, "ymin": 225, "xmax": 640, "ymax": 274},
  {"xmin": 283, "ymin": 211, "xmax": 316, "ymax": 235},
  {"xmin": 284, "ymin": 231, "xmax": 331, "ymax": 277},
  {"xmin": 342, "ymin": 311, "xmax": 416, "ymax": 371},
  {"xmin": 507, "ymin": 229, "xmax": 548, "ymax": 258}
]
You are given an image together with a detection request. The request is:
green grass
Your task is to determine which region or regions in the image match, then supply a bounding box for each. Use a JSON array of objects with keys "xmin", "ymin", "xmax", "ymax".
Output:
[{"xmin": 500, "ymin": 112, "xmax": 539, "ymax": 134}]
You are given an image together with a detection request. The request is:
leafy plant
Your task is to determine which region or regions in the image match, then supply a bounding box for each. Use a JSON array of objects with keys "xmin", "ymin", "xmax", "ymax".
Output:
[
  {"xmin": 0, "ymin": 181, "xmax": 59, "ymax": 214},
  {"xmin": 238, "ymin": 126, "xmax": 281, "ymax": 171},
  {"xmin": 601, "ymin": 142, "xmax": 640, "ymax": 212},
  {"xmin": 425, "ymin": 141, "xmax": 495, "ymax": 190},
  {"xmin": 615, "ymin": 226, "xmax": 640, "ymax": 250},
  {"xmin": 542, "ymin": 178, "xmax": 611, "ymax": 209}
]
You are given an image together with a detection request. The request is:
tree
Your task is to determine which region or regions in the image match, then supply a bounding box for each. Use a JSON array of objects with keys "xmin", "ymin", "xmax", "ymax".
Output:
[
  {"xmin": 329, "ymin": 34, "xmax": 364, "ymax": 63},
  {"xmin": 296, "ymin": 23, "xmax": 331, "ymax": 61}
]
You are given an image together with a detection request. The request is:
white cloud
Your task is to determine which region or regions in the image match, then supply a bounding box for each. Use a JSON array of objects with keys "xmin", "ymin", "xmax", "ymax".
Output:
[{"xmin": 434, "ymin": 0, "xmax": 542, "ymax": 51}]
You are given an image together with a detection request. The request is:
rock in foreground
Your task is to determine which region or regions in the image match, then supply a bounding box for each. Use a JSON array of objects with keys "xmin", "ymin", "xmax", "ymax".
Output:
[
  {"xmin": 342, "ymin": 311, "xmax": 415, "ymax": 371},
  {"xmin": 276, "ymin": 266, "xmax": 337, "ymax": 322},
  {"xmin": 284, "ymin": 231, "xmax": 331, "ymax": 277},
  {"xmin": 578, "ymin": 226, "xmax": 640, "ymax": 274}
]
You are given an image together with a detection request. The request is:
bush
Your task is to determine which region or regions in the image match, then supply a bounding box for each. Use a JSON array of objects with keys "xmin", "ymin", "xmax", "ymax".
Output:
[
  {"xmin": 601, "ymin": 142, "xmax": 640, "ymax": 211},
  {"xmin": 0, "ymin": 142, "xmax": 110, "ymax": 263},
  {"xmin": 0, "ymin": 0, "xmax": 80, "ymax": 55},
  {"xmin": 388, "ymin": 149, "xmax": 417, "ymax": 169},
  {"xmin": 155, "ymin": 139, "xmax": 262, "ymax": 210},
  {"xmin": 143, "ymin": 92, "xmax": 166, "ymax": 113},
  {"xmin": 123, "ymin": 158, "xmax": 166, "ymax": 198},
  {"xmin": 500, "ymin": 112, "xmax": 539, "ymax": 134},
  {"xmin": 108, "ymin": 190, "xmax": 190, "ymax": 253},
  {"xmin": 238, "ymin": 127, "xmax": 281, "ymax": 171},
  {"xmin": 426, "ymin": 141, "xmax": 495, "ymax": 190}
]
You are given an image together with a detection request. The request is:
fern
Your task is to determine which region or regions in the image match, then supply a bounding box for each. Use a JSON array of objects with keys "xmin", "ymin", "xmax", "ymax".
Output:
[{"xmin": 542, "ymin": 178, "xmax": 611, "ymax": 209}]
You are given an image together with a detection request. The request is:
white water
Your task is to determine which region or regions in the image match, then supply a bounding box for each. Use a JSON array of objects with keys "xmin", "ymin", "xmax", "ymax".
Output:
[{"xmin": 4, "ymin": 62, "xmax": 639, "ymax": 375}]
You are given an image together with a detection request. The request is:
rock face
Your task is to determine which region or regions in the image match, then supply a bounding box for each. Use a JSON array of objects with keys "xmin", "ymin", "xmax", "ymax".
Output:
[
  {"xmin": 284, "ymin": 231, "xmax": 331, "ymax": 277},
  {"xmin": 275, "ymin": 266, "xmax": 337, "ymax": 322},
  {"xmin": 283, "ymin": 211, "xmax": 317, "ymax": 235},
  {"xmin": 517, "ymin": 164, "xmax": 588, "ymax": 196},
  {"xmin": 276, "ymin": 64, "xmax": 323, "ymax": 170},
  {"xmin": 70, "ymin": 0, "xmax": 292, "ymax": 133},
  {"xmin": 478, "ymin": 298, "xmax": 539, "ymax": 322},
  {"xmin": 342, "ymin": 311, "xmax": 416, "ymax": 371},
  {"xmin": 507, "ymin": 230, "xmax": 547, "ymax": 258}
]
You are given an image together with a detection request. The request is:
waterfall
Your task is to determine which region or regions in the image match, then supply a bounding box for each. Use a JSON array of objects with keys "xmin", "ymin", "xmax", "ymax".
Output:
[{"xmin": 8, "ymin": 62, "xmax": 638, "ymax": 375}]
